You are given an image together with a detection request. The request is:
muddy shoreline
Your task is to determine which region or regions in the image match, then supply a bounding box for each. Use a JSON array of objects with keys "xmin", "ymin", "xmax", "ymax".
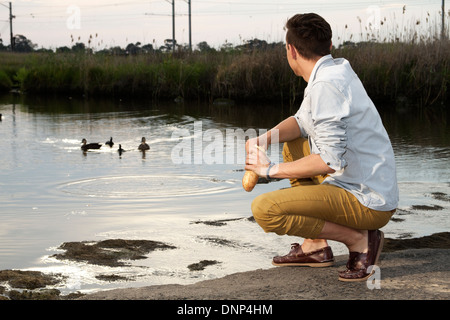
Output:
[
  {"xmin": 0, "ymin": 232, "xmax": 448, "ymax": 300},
  {"xmin": 80, "ymin": 248, "xmax": 449, "ymax": 300}
]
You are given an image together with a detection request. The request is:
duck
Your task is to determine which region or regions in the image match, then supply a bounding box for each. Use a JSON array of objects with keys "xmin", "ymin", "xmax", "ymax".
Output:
[
  {"xmin": 81, "ymin": 138, "xmax": 102, "ymax": 151},
  {"xmin": 105, "ymin": 137, "xmax": 114, "ymax": 147},
  {"xmin": 118, "ymin": 144, "xmax": 125, "ymax": 156},
  {"xmin": 138, "ymin": 137, "xmax": 150, "ymax": 151}
]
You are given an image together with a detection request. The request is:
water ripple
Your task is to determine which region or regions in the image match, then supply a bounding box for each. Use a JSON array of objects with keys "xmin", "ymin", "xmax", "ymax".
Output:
[{"xmin": 56, "ymin": 174, "xmax": 238, "ymax": 199}]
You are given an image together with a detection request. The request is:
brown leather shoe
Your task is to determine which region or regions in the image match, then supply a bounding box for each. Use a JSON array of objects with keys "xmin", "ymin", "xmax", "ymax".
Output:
[
  {"xmin": 338, "ymin": 230, "xmax": 384, "ymax": 282},
  {"xmin": 272, "ymin": 243, "xmax": 334, "ymax": 267}
]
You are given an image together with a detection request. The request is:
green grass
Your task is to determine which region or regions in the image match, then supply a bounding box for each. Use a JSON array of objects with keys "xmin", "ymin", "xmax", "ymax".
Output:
[{"xmin": 0, "ymin": 39, "xmax": 448, "ymax": 108}]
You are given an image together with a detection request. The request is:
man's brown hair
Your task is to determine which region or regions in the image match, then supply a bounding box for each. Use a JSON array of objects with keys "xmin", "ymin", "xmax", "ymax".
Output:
[{"xmin": 285, "ymin": 13, "xmax": 332, "ymax": 60}]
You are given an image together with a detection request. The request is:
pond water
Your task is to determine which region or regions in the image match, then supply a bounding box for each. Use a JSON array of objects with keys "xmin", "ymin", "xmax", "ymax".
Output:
[{"xmin": 0, "ymin": 94, "xmax": 449, "ymax": 294}]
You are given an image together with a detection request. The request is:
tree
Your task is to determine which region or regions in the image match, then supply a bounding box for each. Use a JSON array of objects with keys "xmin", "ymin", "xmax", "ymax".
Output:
[
  {"xmin": 160, "ymin": 39, "xmax": 177, "ymax": 52},
  {"xmin": 96, "ymin": 46, "xmax": 126, "ymax": 55},
  {"xmin": 71, "ymin": 42, "xmax": 92, "ymax": 54},
  {"xmin": 141, "ymin": 43, "xmax": 154, "ymax": 53},
  {"xmin": 196, "ymin": 41, "xmax": 215, "ymax": 52},
  {"xmin": 235, "ymin": 38, "xmax": 269, "ymax": 52},
  {"xmin": 56, "ymin": 46, "xmax": 71, "ymax": 53},
  {"xmin": 0, "ymin": 38, "xmax": 7, "ymax": 51},
  {"xmin": 219, "ymin": 41, "xmax": 234, "ymax": 52},
  {"xmin": 125, "ymin": 42, "xmax": 141, "ymax": 55},
  {"xmin": 14, "ymin": 34, "xmax": 36, "ymax": 52},
  {"xmin": 109, "ymin": 46, "xmax": 126, "ymax": 55},
  {"xmin": 71, "ymin": 42, "xmax": 86, "ymax": 52}
]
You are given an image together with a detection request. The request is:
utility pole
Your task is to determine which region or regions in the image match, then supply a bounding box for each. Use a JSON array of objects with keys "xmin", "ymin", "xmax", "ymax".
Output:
[
  {"xmin": 188, "ymin": 0, "xmax": 191, "ymax": 51},
  {"xmin": 172, "ymin": 0, "xmax": 175, "ymax": 51},
  {"xmin": 9, "ymin": 2, "xmax": 14, "ymax": 51},
  {"xmin": 442, "ymin": 0, "xmax": 446, "ymax": 39},
  {"xmin": 162, "ymin": 0, "xmax": 191, "ymax": 51}
]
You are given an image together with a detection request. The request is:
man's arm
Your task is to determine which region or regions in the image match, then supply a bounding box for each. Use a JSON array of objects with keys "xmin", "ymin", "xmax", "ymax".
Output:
[
  {"xmin": 246, "ymin": 116, "xmax": 301, "ymax": 152},
  {"xmin": 245, "ymin": 117, "xmax": 335, "ymax": 179},
  {"xmin": 267, "ymin": 154, "xmax": 335, "ymax": 179}
]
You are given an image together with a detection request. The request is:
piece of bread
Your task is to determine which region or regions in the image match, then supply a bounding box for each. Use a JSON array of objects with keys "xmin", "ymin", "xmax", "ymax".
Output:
[
  {"xmin": 242, "ymin": 145, "xmax": 266, "ymax": 192},
  {"xmin": 242, "ymin": 170, "xmax": 259, "ymax": 192}
]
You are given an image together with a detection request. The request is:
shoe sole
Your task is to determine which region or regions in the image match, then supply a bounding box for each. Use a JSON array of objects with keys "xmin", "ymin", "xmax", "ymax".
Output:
[
  {"xmin": 272, "ymin": 260, "xmax": 335, "ymax": 268},
  {"xmin": 338, "ymin": 230, "xmax": 384, "ymax": 282}
]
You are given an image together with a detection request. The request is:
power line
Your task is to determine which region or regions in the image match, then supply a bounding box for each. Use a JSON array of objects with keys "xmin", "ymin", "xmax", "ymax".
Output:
[
  {"xmin": 11, "ymin": 1, "xmax": 445, "ymax": 19},
  {"xmin": 3, "ymin": 0, "xmax": 447, "ymax": 49}
]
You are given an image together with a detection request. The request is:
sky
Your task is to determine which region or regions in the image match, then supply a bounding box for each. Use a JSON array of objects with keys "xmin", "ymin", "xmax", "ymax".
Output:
[{"xmin": 0, "ymin": 0, "xmax": 447, "ymax": 51}]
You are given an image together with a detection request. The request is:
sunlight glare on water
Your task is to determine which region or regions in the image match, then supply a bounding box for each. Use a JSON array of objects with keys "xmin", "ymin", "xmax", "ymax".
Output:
[{"xmin": 0, "ymin": 96, "xmax": 449, "ymax": 294}]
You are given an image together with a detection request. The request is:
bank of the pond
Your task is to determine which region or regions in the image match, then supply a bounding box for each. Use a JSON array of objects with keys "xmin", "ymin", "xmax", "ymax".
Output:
[
  {"xmin": 0, "ymin": 40, "xmax": 449, "ymax": 108},
  {"xmin": 80, "ymin": 248, "xmax": 449, "ymax": 301},
  {"xmin": 80, "ymin": 232, "xmax": 450, "ymax": 300},
  {"xmin": 0, "ymin": 232, "xmax": 449, "ymax": 300}
]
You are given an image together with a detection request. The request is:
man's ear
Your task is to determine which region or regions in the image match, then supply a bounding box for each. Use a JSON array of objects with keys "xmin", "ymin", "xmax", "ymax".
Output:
[{"xmin": 288, "ymin": 44, "xmax": 297, "ymax": 60}]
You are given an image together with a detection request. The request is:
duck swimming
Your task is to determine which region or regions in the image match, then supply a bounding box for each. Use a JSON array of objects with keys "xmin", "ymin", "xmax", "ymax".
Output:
[
  {"xmin": 105, "ymin": 137, "xmax": 114, "ymax": 147},
  {"xmin": 118, "ymin": 144, "xmax": 125, "ymax": 156},
  {"xmin": 81, "ymin": 138, "xmax": 102, "ymax": 151},
  {"xmin": 138, "ymin": 137, "xmax": 150, "ymax": 151}
]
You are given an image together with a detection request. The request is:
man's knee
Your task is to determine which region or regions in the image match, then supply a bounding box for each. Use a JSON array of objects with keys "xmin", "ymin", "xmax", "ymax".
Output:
[
  {"xmin": 251, "ymin": 193, "xmax": 282, "ymax": 234},
  {"xmin": 251, "ymin": 194, "xmax": 267, "ymax": 221}
]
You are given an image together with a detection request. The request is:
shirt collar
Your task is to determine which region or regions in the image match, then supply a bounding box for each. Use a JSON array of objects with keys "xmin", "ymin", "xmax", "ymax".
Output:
[
  {"xmin": 303, "ymin": 54, "xmax": 333, "ymax": 97},
  {"xmin": 309, "ymin": 54, "xmax": 333, "ymax": 83}
]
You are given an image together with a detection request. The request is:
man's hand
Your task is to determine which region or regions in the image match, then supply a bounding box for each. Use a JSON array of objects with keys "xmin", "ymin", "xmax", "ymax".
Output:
[
  {"xmin": 245, "ymin": 137, "xmax": 259, "ymax": 155},
  {"xmin": 245, "ymin": 144, "xmax": 271, "ymax": 177}
]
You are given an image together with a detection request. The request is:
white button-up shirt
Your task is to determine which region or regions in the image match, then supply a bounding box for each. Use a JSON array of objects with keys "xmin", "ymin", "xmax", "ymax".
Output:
[{"xmin": 294, "ymin": 54, "xmax": 399, "ymax": 211}]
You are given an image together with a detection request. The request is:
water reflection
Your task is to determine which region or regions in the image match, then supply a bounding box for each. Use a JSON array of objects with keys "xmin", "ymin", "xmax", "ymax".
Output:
[{"xmin": 0, "ymin": 93, "xmax": 449, "ymax": 293}]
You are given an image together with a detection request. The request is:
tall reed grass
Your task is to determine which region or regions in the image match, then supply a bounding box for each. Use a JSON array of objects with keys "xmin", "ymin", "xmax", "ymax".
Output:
[
  {"xmin": 0, "ymin": 39, "xmax": 448, "ymax": 108},
  {"xmin": 334, "ymin": 40, "xmax": 449, "ymax": 107}
]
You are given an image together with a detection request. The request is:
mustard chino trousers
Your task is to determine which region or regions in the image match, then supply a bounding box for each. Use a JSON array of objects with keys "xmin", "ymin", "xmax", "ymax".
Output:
[{"xmin": 251, "ymin": 138, "xmax": 393, "ymax": 239}]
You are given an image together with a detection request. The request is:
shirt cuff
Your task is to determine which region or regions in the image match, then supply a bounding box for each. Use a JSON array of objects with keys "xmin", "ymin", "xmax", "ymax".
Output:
[
  {"xmin": 310, "ymin": 138, "xmax": 346, "ymax": 171},
  {"xmin": 318, "ymin": 151, "xmax": 346, "ymax": 172}
]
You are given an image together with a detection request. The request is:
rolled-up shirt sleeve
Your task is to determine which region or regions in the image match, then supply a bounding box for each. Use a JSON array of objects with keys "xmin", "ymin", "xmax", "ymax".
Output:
[
  {"xmin": 309, "ymin": 81, "xmax": 349, "ymax": 172},
  {"xmin": 292, "ymin": 114, "xmax": 307, "ymax": 138}
]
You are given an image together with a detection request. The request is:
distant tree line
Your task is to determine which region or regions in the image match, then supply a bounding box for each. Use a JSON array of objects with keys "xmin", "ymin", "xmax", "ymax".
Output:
[{"xmin": 0, "ymin": 34, "xmax": 284, "ymax": 55}]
